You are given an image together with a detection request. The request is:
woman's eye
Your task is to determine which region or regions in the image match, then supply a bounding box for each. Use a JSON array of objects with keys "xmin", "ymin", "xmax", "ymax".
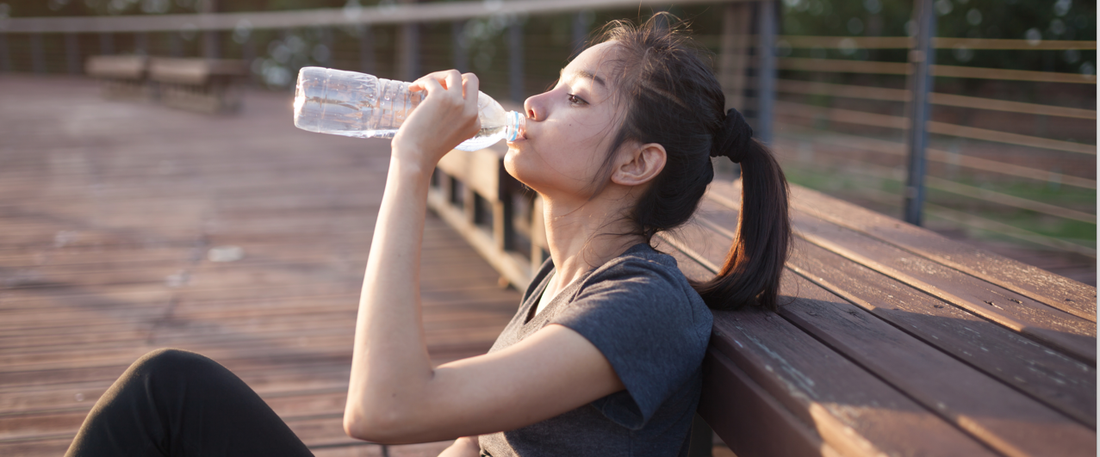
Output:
[{"xmin": 567, "ymin": 94, "xmax": 587, "ymax": 106}]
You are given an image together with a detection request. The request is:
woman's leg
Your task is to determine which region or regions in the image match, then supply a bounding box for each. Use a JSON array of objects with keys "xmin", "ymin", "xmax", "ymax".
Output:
[{"xmin": 66, "ymin": 348, "xmax": 314, "ymax": 457}]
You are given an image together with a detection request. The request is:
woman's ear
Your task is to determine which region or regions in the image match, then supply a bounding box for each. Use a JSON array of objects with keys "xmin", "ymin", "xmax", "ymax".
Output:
[{"xmin": 611, "ymin": 142, "xmax": 666, "ymax": 186}]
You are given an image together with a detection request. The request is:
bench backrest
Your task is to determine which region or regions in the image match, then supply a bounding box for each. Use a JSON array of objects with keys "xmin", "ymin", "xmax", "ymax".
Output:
[
  {"xmin": 85, "ymin": 55, "xmax": 147, "ymax": 80},
  {"xmin": 148, "ymin": 58, "xmax": 247, "ymax": 85}
]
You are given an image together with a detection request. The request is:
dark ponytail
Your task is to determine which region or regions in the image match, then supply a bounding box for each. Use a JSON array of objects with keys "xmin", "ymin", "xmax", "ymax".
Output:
[
  {"xmin": 694, "ymin": 137, "xmax": 790, "ymax": 311},
  {"xmin": 593, "ymin": 14, "xmax": 791, "ymax": 311}
]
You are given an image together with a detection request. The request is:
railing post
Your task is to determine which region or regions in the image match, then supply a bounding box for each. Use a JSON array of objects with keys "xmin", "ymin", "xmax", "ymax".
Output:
[
  {"xmin": 398, "ymin": 23, "xmax": 419, "ymax": 80},
  {"xmin": 508, "ymin": 17, "xmax": 524, "ymax": 103},
  {"xmin": 200, "ymin": 0, "xmax": 219, "ymax": 59},
  {"xmin": 719, "ymin": 3, "xmax": 749, "ymax": 112},
  {"xmin": 169, "ymin": 31, "xmax": 183, "ymax": 57},
  {"xmin": 65, "ymin": 32, "xmax": 80, "ymax": 74},
  {"xmin": 135, "ymin": 32, "xmax": 149, "ymax": 56},
  {"xmin": 452, "ymin": 20, "xmax": 468, "ymax": 73},
  {"xmin": 755, "ymin": 0, "xmax": 776, "ymax": 145},
  {"xmin": 571, "ymin": 10, "xmax": 591, "ymax": 56},
  {"xmin": 398, "ymin": 0, "xmax": 420, "ymax": 81},
  {"xmin": 0, "ymin": 33, "xmax": 11, "ymax": 72},
  {"xmin": 358, "ymin": 24, "xmax": 375, "ymax": 74},
  {"xmin": 99, "ymin": 32, "xmax": 114, "ymax": 55},
  {"xmin": 903, "ymin": 0, "xmax": 936, "ymax": 226},
  {"xmin": 30, "ymin": 33, "xmax": 45, "ymax": 74},
  {"xmin": 319, "ymin": 26, "xmax": 333, "ymax": 68}
]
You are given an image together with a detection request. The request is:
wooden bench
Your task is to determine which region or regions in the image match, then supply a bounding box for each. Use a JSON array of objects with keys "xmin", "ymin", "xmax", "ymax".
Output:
[
  {"xmin": 428, "ymin": 142, "xmax": 1097, "ymax": 456},
  {"xmin": 147, "ymin": 58, "xmax": 247, "ymax": 113},
  {"xmin": 85, "ymin": 55, "xmax": 150, "ymax": 100},
  {"xmin": 84, "ymin": 56, "xmax": 246, "ymax": 113}
]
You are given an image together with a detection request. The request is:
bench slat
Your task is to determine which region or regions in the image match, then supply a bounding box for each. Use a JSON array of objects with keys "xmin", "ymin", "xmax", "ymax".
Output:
[
  {"xmin": 788, "ymin": 184, "xmax": 1096, "ymax": 321},
  {"xmin": 84, "ymin": 55, "xmax": 146, "ymax": 80},
  {"xmin": 148, "ymin": 58, "xmax": 246, "ymax": 85},
  {"xmin": 669, "ymin": 217, "xmax": 1097, "ymax": 457},
  {"xmin": 693, "ymin": 197, "xmax": 1097, "ymax": 427},
  {"xmin": 706, "ymin": 186, "xmax": 1097, "ymax": 366},
  {"xmin": 709, "ymin": 307, "xmax": 996, "ymax": 457},
  {"xmin": 661, "ymin": 240, "xmax": 997, "ymax": 457},
  {"xmin": 700, "ymin": 349, "xmax": 841, "ymax": 457}
]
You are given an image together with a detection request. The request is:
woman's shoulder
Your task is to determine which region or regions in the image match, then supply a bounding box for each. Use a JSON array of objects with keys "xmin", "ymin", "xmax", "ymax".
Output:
[
  {"xmin": 569, "ymin": 243, "xmax": 712, "ymax": 328},
  {"xmin": 584, "ymin": 243, "xmax": 694, "ymax": 293}
]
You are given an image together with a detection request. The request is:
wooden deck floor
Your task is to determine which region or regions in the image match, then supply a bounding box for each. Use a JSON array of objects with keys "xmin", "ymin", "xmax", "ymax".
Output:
[{"xmin": 0, "ymin": 75, "xmax": 523, "ymax": 456}]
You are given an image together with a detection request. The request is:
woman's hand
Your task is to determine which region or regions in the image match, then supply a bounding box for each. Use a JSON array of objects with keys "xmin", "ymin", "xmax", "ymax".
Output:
[{"xmin": 391, "ymin": 70, "xmax": 481, "ymax": 171}]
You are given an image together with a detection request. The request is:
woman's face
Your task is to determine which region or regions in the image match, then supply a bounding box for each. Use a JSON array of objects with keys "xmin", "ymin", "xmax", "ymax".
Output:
[{"xmin": 504, "ymin": 42, "xmax": 624, "ymax": 200}]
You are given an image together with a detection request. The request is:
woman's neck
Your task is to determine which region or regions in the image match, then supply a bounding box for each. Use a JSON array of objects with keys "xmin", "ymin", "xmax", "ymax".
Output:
[{"xmin": 540, "ymin": 192, "xmax": 644, "ymax": 296}]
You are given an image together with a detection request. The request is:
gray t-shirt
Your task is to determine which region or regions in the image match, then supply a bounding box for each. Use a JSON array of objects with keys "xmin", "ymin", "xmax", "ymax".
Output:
[{"xmin": 479, "ymin": 243, "xmax": 713, "ymax": 457}]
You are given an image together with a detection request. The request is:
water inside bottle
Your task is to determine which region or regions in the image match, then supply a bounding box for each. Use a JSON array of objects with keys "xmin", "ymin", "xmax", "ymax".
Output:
[{"xmin": 326, "ymin": 125, "xmax": 508, "ymax": 151}]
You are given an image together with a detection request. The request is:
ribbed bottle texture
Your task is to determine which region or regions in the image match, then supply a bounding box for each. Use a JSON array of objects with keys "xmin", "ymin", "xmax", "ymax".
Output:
[{"xmin": 293, "ymin": 67, "xmax": 524, "ymax": 151}]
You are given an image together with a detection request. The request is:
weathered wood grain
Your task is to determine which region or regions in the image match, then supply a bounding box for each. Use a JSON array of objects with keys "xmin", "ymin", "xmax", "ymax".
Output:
[
  {"xmin": 662, "ymin": 242, "xmax": 996, "ymax": 457},
  {"xmin": 0, "ymin": 75, "xmax": 522, "ymax": 456},
  {"xmin": 707, "ymin": 184, "xmax": 1097, "ymax": 365},
  {"xmin": 694, "ymin": 197, "xmax": 1097, "ymax": 427}
]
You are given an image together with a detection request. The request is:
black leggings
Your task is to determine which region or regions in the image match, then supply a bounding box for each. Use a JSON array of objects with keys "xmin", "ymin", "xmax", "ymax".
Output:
[{"xmin": 66, "ymin": 348, "xmax": 314, "ymax": 457}]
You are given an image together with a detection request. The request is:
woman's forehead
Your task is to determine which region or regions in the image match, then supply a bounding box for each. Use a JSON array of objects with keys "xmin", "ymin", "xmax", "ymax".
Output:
[{"xmin": 566, "ymin": 42, "xmax": 621, "ymax": 77}]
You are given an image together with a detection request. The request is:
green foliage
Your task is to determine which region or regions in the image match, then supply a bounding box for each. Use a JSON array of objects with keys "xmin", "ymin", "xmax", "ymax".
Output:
[{"xmin": 780, "ymin": 0, "xmax": 1096, "ymax": 75}]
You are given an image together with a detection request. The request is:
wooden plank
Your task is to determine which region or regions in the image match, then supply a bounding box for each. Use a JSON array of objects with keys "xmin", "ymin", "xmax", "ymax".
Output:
[
  {"xmin": 774, "ymin": 57, "xmax": 1098, "ymax": 84},
  {"xmin": 776, "ymin": 79, "xmax": 1097, "ymax": 120},
  {"xmin": 436, "ymin": 145, "xmax": 508, "ymax": 202},
  {"xmin": 694, "ymin": 196, "xmax": 1096, "ymax": 426},
  {"xmin": 84, "ymin": 55, "xmax": 146, "ymax": 79},
  {"xmin": 778, "ymin": 184, "xmax": 1097, "ymax": 320},
  {"xmin": 927, "ymin": 121, "xmax": 1096, "ymax": 157},
  {"xmin": 700, "ymin": 348, "xmax": 841, "ymax": 457},
  {"xmin": 778, "ymin": 36, "xmax": 1096, "ymax": 51},
  {"xmin": 0, "ymin": 76, "xmax": 523, "ymax": 456},
  {"xmin": 775, "ymin": 100, "xmax": 1097, "ymax": 156},
  {"xmin": 658, "ymin": 239, "xmax": 996, "ymax": 456},
  {"xmin": 708, "ymin": 188, "xmax": 1097, "ymax": 365},
  {"xmin": 672, "ymin": 211, "xmax": 1096, "ymax": 455},
  {"xmin": 933, "ymin": 64, "xmax": 1097, "ymax": 84},
  {"xmin": 774, "ymin": 127, "xmax": 1097, "ymax": 190}
]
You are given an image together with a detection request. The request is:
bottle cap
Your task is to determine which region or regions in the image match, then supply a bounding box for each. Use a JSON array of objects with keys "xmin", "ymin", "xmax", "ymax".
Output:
[{"xmin": 508, "ymin": 111, "xmax": 526, "ymax": 142}]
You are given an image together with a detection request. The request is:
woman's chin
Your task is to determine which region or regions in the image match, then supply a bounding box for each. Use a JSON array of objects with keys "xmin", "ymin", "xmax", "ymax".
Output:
[{"xmin": 503, "ymin": 147, "xmax": 542, "ymax": 190}]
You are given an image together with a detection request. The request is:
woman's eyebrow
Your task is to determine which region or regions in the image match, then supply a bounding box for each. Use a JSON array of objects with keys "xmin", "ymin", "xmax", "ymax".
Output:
[{"xmin": 559, "ymin": 68, "xmax": 606, "ymax": 88}]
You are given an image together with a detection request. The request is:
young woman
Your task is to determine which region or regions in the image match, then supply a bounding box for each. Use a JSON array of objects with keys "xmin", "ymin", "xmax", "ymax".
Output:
[{"xmin": 66, "ymin": 14, "xmax": 789, "ymax": 457}]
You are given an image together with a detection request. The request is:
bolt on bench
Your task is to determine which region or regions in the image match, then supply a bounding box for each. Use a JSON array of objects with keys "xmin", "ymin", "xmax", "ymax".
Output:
[{"xmin": 428, "ymin": 144, "xmax": 1097, "ymax": 457}]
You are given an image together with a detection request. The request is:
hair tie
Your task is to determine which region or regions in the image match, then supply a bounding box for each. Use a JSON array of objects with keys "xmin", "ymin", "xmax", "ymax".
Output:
[{"xmin": 710, "ymin": 108, "xmax": 753, "ymax": 163}]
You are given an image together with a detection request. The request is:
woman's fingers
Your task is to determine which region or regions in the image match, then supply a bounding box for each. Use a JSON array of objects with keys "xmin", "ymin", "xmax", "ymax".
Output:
[
  {"xmin": 390, "ymin": 69, "xmax": 481, "ymax": 162},
  {"xmin": 461, "ymin": 73, "xmax": 480, "ymax": 116},
  {"xmin": 410, "ymin": 69, "xmax": 462, "ymax": 92}
]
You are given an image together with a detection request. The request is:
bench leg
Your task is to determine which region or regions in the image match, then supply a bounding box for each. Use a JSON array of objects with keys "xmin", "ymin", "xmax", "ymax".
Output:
[{"xmin": 688, "ymin": 413, "xmax": 715, "ymax": 457}]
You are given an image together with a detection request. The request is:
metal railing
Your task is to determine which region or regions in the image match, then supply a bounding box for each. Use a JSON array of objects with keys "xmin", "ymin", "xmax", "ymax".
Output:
[{"xmin": 757, "ymin": 26, "xmax": 1096, "ymax": 256}]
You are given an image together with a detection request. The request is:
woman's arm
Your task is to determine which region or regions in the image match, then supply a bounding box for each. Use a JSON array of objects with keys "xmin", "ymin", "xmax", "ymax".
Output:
[
  {"xmin": 437, "ymin": 437, "xmax": 480, "ymax": 457},
  {"xmin": 343, "ymin": 70, "xmax": 624, "ymax": 445}
]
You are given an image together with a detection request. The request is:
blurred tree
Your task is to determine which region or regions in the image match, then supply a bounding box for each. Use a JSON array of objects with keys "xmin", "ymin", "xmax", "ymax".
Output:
[{"xmin": 780, "ymin": 0, "xmax": 1095, "ymax": 75}]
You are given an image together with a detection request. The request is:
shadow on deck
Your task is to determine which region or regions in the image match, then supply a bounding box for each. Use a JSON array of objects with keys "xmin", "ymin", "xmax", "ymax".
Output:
[{"xmin": 0, "ymin": 75, "xmax": 521, "ymax": 456}]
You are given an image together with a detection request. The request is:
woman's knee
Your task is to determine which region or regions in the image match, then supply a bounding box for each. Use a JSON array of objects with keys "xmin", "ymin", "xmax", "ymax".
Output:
[{"xmin": 131, "ymin": 348, "xmax": 224, "ymax": 380}]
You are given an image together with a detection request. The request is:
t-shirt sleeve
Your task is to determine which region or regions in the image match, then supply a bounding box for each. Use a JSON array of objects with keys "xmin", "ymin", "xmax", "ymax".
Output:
[{"xmin": 550, "ymin": 257, "xmax": 711, "ymax": 430}]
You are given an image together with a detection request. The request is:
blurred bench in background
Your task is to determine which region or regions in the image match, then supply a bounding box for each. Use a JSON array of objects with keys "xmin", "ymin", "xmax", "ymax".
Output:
[
  {"xmin": 430, "ymin": 145, "xmax": 1098, "ymax": 457},
  {"xmin": 85, "ymin": 55, "xmax": 246, "ymax": 113},
  {"xmin": 85, "ymin": 55, "xmax": 149, "ymax": 100},
  {"xmin": 148, "ymin": 58, "xmax": 246, "ymax": 113}
]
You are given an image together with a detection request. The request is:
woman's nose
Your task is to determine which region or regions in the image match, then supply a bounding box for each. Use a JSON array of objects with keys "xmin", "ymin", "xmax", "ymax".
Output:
[{"xmin": 523, "ymin": 92, "xmax": 546, "ymax": 121}]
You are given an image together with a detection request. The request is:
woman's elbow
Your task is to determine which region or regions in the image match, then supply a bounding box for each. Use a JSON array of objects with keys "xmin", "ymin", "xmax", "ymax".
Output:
[{"xmin": 343, "ymin": 402, "xmax": 411, "ymax": 443}]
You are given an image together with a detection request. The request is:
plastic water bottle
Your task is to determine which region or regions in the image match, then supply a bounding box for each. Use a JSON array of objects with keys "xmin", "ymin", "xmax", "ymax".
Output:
[{"xmin": 293, "ymin": 67, "xmax": 525, "ymax": 151}]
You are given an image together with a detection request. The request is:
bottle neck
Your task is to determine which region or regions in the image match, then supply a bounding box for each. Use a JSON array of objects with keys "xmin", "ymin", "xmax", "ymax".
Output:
[{"xmin": 507, "ymin": 111, "xmax": 526, "ymax": 142}]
